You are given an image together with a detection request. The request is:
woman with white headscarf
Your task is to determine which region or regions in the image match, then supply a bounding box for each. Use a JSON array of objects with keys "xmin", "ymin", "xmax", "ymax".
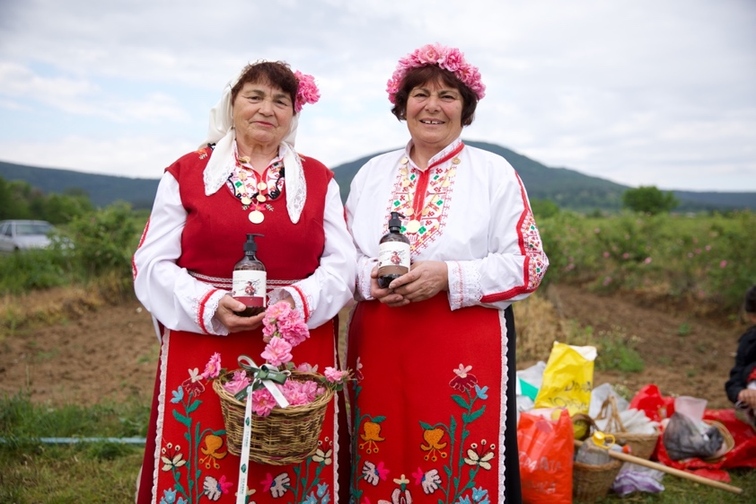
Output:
[{"xmin": 133, "ymin": 61, "xmax": 355, "ymax": 503}]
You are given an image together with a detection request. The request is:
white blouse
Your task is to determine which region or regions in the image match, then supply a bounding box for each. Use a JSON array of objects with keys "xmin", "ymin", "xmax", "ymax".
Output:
[
  {"xmin": 133, "ymin": 160, "xmax": 356, "ymax": 338},
  {"xmin": 345, "ymin": 138, "xmax": 548, "ymax": 311}
]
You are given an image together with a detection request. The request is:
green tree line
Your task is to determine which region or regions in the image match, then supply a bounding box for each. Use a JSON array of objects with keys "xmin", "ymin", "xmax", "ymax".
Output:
[{"xmin": 0, "ymin": 175, "xmax": 94, "ymax": 223}]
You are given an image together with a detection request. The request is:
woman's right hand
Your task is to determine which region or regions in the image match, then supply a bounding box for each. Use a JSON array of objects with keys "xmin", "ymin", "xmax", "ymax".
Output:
[
  {"xmin": 370, "ymin": 266, "xmax": 410, "ymax": 307},
  {"xmin": 215, "ymin": 294, "xmax": 265, "ymax": 332}
]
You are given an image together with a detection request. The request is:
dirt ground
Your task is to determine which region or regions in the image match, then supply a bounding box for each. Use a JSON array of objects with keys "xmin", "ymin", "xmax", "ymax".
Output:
[{"xmin": 0, "ymin": 284, "xmax": 746, "ymax": 411}]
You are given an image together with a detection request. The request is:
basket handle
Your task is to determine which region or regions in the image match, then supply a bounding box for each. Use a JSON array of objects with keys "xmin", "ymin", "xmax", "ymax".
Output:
[{"xmin": 595, "ymin": 395, "xmax": 628, "ymax": 433}]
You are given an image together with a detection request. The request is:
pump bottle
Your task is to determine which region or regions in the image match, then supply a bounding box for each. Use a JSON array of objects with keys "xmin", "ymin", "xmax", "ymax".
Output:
[
  {"xmin": 232, "ymin": 233, "xmax": 266, "ymax": 316},
  {"xmin": 377, "ymin": 212, "xmax": 410, "ymax": 289}
]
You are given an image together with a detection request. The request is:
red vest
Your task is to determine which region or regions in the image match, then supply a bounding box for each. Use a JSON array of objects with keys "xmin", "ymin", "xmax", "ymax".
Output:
[{"xmin": 167, "ymin": 147, "xmax": 332, "ymax": 282}]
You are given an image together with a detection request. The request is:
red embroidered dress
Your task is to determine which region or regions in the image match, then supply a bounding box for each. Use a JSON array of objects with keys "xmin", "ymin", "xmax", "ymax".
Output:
[
  {"xmin": 344, "ymin": 139, "xmax": 548, "ymax": 503},
  {"xmin": 133, "ymin": 145, "xmax": 355, "ymax": 504}
]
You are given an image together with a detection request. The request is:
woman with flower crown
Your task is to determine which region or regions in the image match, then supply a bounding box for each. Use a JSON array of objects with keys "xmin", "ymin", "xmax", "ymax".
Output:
[
  {"xmin": 344, "ymin": 44, "xmax": 549, "ymax": 503},
  {"xmin": 133, "ymin": 60, "xmax": 356, "ymax": 504}
]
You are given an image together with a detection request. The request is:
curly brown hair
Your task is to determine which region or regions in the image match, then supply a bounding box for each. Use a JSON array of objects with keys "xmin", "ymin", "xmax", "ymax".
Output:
[{"xmin": 390, "ymin": 65, "xmax": 479, "ymax": 126}]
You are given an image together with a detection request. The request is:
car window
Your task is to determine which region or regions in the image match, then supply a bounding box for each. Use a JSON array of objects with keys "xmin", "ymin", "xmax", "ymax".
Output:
[{"xmin": 16, "ymin": 222, "xmax": 53, "ymax": 236}]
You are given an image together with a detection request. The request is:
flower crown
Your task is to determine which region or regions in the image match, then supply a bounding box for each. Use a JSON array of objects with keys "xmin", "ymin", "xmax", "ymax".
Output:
[
  {"xmin": 386, "ymin": 43, "xmax": 486, "ymax": 104},
  {"xmin": 294, "ymin": 70, "xmax": 320, "ymax": 114}
]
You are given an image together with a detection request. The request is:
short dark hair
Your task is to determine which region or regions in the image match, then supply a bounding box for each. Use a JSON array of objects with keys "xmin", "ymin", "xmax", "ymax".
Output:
[
  {"xmin": 390, "ymin": 65, "xmax": 478, "ymax": 126},
  {"xmin": 231, "ymin": 61, "xmax": 298, "ymax": 111},
  {"xmin": 745, "ymin": 285, "xmax": 756, "ymax": 314}
]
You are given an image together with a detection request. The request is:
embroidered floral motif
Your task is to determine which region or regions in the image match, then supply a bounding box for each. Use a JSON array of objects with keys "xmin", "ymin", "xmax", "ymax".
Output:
[
  {"xmin": 449, "ymin": 363, "xmax": 478, "ymax": 392},
  {"xmin": 464, "ymin": 440, "xmax": 495, "ymax": 470},
  {"xmin": 160, "ymin": 443, "xmax": 186, "ymax": 472},
  {"xmin": 420, "ymin": 428, "xmax": 448, "ymax": 461},
  {"xmin": 159, "ymin": 488, "xmax": 182, "ymax": 504},
  {"xmin": 262, "ymin": 472, "xmax": 290, "ymax": 498},
  {"xmin": 388, "ymin": 158, "xmax": 455, "ymax": 254},
  {"xmin": 359, "ymin": 421, "xmax": 386, "ymax": 454},
  {"xmin": 412, "ymin": 467, "xmax": 442, "ymax": 494},
  {"xmin": 199, "ymin": 434, "xmax": 227, "ymax": 469},
  {"xmin": 520, "ymin": 211, "xmax": 548, "ymax": 289},
  {"xmin": 203, "ymin": 475, "xmax": 233, "ymax": 501},
  {"xmin": 362, "ymin": 460, "xmax": 389, "ymax": 486},
  {"xmin": 350, "ymin": 363, "xmax": 495, "ymax": 503},
  {"xmin": 160, "ymin": 351, "xmax": 337, "ymax": 504}
]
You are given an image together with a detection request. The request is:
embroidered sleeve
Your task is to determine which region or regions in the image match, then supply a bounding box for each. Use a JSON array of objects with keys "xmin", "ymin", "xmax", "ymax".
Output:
[{"xmin": 448, "ymin": 160, "xmax": 549, "ymax": 310}]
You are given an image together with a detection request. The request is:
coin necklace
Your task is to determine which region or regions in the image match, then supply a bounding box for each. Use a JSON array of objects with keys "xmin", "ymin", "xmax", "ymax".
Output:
[
  {"xmin": 402, "ymin": 142, "xmax": 464, "ymax": 234},
  {"xmin": 229, "ymin": 157, "xmax": 285, "ymax": 224}
]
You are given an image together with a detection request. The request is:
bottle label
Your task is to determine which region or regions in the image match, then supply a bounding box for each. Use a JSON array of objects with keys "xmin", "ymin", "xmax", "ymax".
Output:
[
  {"xmin": 232, "ymin": 270, "xmax": 267, "ymax": 308},
  {"xmin": 378, "ymin": 242, "xmax": 411, "ymax": 270}
]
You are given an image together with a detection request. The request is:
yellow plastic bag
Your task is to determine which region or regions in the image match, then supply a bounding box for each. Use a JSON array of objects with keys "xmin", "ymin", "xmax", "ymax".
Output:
[{"xmin": 534, "ymin": 342, "xmax": 596, "ymax": 436}]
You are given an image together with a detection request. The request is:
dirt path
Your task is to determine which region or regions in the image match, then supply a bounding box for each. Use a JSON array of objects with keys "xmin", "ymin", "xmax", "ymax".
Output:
[{"xmin": 0, "ymin": 284, "xmax": 745, "ymax": 410}]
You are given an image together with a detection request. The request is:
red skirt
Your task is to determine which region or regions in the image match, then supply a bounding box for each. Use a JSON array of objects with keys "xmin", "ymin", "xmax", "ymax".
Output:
[
  {"xmin": 137, "ymin": 322, "xmax": 342, "ymax": 504},
  {"xmin": 345, "ymin": 294, "xmax": 511, "ymax": 503}
]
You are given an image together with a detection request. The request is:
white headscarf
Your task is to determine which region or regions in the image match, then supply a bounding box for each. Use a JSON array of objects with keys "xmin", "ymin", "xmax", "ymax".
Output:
[{"xmin": 200, "ymin": 68, "xmax": 306, "ymax": 224}]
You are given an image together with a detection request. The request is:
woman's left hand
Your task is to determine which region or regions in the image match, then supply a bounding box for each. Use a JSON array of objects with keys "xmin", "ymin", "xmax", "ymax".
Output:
[{"xmin": 389, "ymin": 260, "xmax": 448, "ymax": 303}]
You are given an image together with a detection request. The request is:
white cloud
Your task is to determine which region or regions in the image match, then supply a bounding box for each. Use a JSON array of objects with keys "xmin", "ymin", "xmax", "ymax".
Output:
[{"xmin": 0, "ymin": 0, "xmax": 754, "ymax": 191}]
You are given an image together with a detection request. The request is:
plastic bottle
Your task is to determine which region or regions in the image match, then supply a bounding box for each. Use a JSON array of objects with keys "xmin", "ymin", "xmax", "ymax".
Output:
[
  {"xmin": 575, "ymin": 431, "xmax": 615, "ymax": 465},
  {"xmin": 232, "ymin": 233, "xmax": 266, "ymax": 316},
  {"xmin": 377, "ymin": 212, "xmax": 410, "ymax": 289}
]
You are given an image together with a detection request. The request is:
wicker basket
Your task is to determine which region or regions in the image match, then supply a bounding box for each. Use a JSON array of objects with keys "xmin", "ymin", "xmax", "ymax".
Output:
[
  {"xmin": 213, "ymin": 370, "xmax": 333, "ymax": 466},
  {"xmin": 702, "ymin": 419, "xmax": 735, "ymax": 463},
  {"xmin": 597, "ymin": 395, "xmax": 660, "ymax": 460},
  {"xmin": 573, "ymin": 458, "xmax": 623, "ymax": 503}
]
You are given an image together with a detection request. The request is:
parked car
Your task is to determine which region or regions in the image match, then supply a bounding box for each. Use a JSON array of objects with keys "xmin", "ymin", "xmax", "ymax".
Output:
[{"xmin": 0, "ymin": 220, "xmax": 56, "ymax": 252}]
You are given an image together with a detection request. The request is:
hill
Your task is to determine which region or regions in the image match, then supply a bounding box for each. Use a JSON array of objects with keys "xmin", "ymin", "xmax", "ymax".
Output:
[{"xmin": 2, "ymin": 142, "xmax": 755, "ymax": 212}]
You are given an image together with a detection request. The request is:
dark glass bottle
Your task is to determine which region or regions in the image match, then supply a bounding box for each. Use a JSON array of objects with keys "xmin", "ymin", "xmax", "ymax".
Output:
[
  {"xmin": 232, "ymin": 233, "xmax": 266, "ymax": 316},
  {"xmin": 377, "ymin": 212, "xmax": 410, "ymax": 288}
]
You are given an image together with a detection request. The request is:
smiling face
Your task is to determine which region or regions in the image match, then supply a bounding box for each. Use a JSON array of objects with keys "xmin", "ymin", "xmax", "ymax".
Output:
[
  {"xmin": 232, "ymin": 81, "xmax": 294, "ymax": 154},
  {"xmin": 405, "ymin": 80, "xmax": 464, "ymax": 156}
]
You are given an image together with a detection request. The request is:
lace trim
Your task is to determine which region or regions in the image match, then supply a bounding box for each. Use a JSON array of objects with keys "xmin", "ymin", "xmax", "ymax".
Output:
[
  {"xmin": 498, "ymin": 309, "xmax": 509, "ymax": 498},
  {"xmin": 153, "ymin": 330, "xmax": 171, "ymax": 498},
  {"xmin": 447, "ymin": 260, "xmax": 483, "ymax": 309}
]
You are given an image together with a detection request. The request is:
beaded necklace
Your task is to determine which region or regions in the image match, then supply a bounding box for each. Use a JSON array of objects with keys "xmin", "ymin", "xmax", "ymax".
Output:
[{"xmin": 228, "ymin": 155, "xmax": 285, "ymax": 224}]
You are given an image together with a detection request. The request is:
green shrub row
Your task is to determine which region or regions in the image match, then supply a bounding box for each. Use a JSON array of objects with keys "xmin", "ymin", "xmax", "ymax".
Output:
[{"xmin": 537, "ymin": 210, "xmax": 756, "ymax": 314}]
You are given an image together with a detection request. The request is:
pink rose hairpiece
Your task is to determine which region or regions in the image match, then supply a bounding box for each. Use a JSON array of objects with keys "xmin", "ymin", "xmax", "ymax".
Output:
[
  {"xmin": 294, "ymin": 70, "xmax": 320, "ymax": 114},
  {"xmin": 386, "ymin": 43, "xmax": 486, "ymax": 104}
]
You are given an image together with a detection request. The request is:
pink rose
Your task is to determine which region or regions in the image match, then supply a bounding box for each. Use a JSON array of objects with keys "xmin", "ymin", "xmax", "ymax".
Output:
[
  {"xmin": 223, "ymin": 370, "xmax": 251, "ymax": 395},
  {"xmin": 251, "ymin": 388, "xmax": 276, "ymax": 417},
  {"xmin": 201, "ymin": 352, "xmax": 222, "ymax": 380},
  {"xmin": 261, "ymin": 337, "xmax": 293, "ymax": 366}
]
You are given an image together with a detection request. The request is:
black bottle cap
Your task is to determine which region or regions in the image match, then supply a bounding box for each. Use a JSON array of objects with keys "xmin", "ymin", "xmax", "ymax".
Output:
[
  {"xmin": 244, "ymin": 233, "xmax": 263, "ymax": 254},
  {"xmin": 388, "ymin": 212, "xmax": 404, "ymax": 230}
]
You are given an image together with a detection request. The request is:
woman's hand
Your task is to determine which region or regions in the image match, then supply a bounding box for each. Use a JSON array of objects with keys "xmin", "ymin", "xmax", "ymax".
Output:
[
  {"xmin": 370, "ymin": 260, "xmax": 448, "ymax": 307},
  {"xmin": 215, "ymin": 294, "xmax": 265, "ymax": 332},
  {"xmin": 370, "ymin": 267, "xmax": 410, "ymax": 307},
  {"xmin": 738, "ymin": 388, "xmax": 756, "ymax": 409},
  {"xmin": 390, "ymin": 260, "xmax": 448, "ymax": 302}
]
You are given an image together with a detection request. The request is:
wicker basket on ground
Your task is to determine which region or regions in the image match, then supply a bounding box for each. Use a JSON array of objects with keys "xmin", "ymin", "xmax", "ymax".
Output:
[
  {"xmin": 597, "ymin": 395, "xmax": 660, "ymax": 460},
  {"xmin": 213, "ymin": 370, "xmax": 333, "ymax": 466},
  {"xmin": 573, "ymin": 456, "xmax": 623, "ymax": 503}
]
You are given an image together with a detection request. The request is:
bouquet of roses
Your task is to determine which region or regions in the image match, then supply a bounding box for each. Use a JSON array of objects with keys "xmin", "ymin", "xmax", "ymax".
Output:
[{"xmin": 203, "ymin": 301, "xmax": 351, "ymax": 417}]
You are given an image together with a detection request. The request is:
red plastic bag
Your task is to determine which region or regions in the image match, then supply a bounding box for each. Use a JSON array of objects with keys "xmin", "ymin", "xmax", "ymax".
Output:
[
  {"xmin": 629, "ymin": 384, "xmax": 674, "ymax": 423},
  {"xmin": 518, "ymin": 408, "xmax": 574, "ymax": 504}
]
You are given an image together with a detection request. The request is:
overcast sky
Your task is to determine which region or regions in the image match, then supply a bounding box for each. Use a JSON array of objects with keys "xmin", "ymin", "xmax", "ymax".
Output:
[{"xmin": 1, "ymin": 0, "xmax": 754, "ymax": 192}]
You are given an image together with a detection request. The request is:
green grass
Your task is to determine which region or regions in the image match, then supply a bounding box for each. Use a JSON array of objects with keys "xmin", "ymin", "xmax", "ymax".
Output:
[{"xmin": 0, "ymin": 393, "xmax": 149, "ymax": 503}]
